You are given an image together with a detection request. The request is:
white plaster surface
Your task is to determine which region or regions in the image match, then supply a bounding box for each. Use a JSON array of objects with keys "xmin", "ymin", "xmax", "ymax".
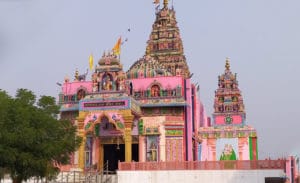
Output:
[{"xmin": 117, "ymin": 169, "xmax": 285, "ymax": 183}]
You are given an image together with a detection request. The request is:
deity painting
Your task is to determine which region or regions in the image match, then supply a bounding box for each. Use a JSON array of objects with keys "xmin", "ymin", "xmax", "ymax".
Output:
[
  {"xmin": 146, "ymin": 136, "xmax": 158, "ymax": 161},
  {"xmin": 219, "ymin": 144, "xmax": 237, "ymax": 160},
  {"xmin": 216, "ymin": 138, "xmax": 239, "ymax": 161}
]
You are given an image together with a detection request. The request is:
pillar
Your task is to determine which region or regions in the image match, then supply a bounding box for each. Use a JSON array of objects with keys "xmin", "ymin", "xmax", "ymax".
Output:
[
  {"xmin": 98, "ymin": 143, "xmax": 104, "ymax": 170},
  {"xmin": 139, "ymin": 136, "xmax": 145, "ymax": 162},
  {"xmin": 76, "ymin": 112, "xmax": 88, "ymax": 170},
  {"xmin": 124, "ymin": 128, "xmax": 132, "ymax": 162},
  {"xmin": 123, "ymin": 115, "xmax": 134, "ymax": 162},
  {"xmin": 78, "ymin": 135, "xmax": 86, "ymax": 169}
]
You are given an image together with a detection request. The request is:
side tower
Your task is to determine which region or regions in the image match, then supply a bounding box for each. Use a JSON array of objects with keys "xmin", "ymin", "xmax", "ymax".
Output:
[
  {"xmin": 199, "ymin": 59, "xmax": 258, "ymax": 161},
  {"xmin": 213, "ymin": 58, "xmax": 245, "ymax": 126},
  {"xmin": 145, "ymin": 0, "xmax": 190, "ymax": 78}
]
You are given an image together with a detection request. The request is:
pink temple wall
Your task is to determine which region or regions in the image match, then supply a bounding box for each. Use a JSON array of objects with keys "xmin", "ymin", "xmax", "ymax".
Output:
[
  {"xmin": 185, "ymin": 78, "xmax": 193, "ymax": 161},
  {"xmin": 62, "ymin": 76, "xmax": 183, "ymax": 95},
  {"xmin": 215, "ymin": 115, "xmax": 243, "ymax": 125},
  {"xmin": 201, "ymin": 139, "xmax": 216, "ymax": 161},
  {"xmin": 130, "ymin": 76, "xmax": 184, "ymax": 91},
  {"xmin": 62, "ymin": 81, "xmax": 93, "ymax": 95},
  {"xmin": 194, "ymin": 87, "xmax": 200, "ymax": 133},
  {"xmin": 194, "ymin": 90, "xmax": 200, "ymax": 161},
  {"xmin": 193, "ymin": 85, "xmax": 204, "ymax": 161},
  {"xmin": 238, "ymin": 137, "xmax": 249, "ymax": 160},
  {"xmin": 286, "ymin": 156, "xmax": 298, "ymax": 182}
]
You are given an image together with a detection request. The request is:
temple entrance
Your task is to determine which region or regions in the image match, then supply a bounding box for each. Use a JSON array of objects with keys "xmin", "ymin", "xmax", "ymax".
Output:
[
  {"xmin": 103, "ymin": 144, "xmax": 125, "ymax": 172},
  {"xmin": 103, "ymin": 143, "xmax": 139, "ymax": 172}
]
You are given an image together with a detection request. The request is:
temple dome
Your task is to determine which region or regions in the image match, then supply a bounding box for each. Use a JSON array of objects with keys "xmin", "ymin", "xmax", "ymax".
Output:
[
  {"xmin": 126, "ymin": 55, "xmax": 171, "ymax": 79},
  {"xmin": 98, "ymin": 54, "xmax": 120, "ymax": 66}
]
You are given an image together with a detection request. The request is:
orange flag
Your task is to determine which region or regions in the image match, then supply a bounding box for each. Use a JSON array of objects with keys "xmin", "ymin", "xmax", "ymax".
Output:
[{"xmin": 112, "ymin": 37, "xmax": 122, "ymax": 56}]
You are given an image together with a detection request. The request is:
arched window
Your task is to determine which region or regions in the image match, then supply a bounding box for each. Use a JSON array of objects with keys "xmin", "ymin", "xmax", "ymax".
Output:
[{"xmin": 101, "ymin": 116, "xmax": 115, "ymax": 131}]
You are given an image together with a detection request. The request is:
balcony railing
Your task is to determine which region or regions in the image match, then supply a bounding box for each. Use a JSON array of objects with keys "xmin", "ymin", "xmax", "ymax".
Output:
[{"xmin": 118, "ymin": 160, "xmax": 286, "ymax": 171}]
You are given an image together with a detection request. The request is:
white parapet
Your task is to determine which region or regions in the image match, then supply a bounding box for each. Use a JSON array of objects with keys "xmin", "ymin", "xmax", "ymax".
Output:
[{"xmin": 117, "ymin": 169, "xmax": 285, "ymax": 183}]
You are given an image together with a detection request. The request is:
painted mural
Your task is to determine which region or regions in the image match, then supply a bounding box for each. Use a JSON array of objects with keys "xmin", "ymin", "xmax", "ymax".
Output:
[{"xmin": 216, "ymin": 138, "xmax": 238, "ymax": 161}]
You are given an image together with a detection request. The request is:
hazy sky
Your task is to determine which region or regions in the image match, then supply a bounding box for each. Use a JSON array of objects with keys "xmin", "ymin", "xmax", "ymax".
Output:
[{"xmin": 1, "ymin": 0, "xmax": 300, "ymax": 159}]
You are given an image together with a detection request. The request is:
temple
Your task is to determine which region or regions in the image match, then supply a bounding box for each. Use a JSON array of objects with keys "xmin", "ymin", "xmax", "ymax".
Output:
[
  {"xmin": 58, "ymin": 0, "xmax": 259, "ymax": 173},
  {"xmin": 58, "ymin": 1, "xmax": 205, "ymax": 172},
  {"xmin": 198, "ymin": 58, "xmax": 258, "ymax": 161}
]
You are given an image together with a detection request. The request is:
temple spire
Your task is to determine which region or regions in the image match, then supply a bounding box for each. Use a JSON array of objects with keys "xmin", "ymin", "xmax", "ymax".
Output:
[
  {"xmin": 225, "ymin": 57, "xmax": 230, "ymax": 70},
  {"xmin": 145, "ymin": 0, "xmax": 190, "ymax": 78}
]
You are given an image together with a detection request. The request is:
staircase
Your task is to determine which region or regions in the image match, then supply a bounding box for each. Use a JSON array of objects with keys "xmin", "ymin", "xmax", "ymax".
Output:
[{"xmin": 52, "ymin": 161, "xmax": 118, "ymax": 183}]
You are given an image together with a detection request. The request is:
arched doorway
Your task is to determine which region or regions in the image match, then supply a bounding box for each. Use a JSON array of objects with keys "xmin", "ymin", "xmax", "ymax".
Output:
[
  {"xmin": 97, "ymin": 115, "xmax": 139, "ymax": 172},
  {"xmin": 84, "ymin": 114, "xmax": 139, "ymax": 172}
]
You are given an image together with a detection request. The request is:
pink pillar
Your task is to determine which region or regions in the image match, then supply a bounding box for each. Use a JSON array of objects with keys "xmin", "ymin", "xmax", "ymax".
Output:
[{"xmin": 139, "ymin": 136, "xmax": 145, "ymax": 162}]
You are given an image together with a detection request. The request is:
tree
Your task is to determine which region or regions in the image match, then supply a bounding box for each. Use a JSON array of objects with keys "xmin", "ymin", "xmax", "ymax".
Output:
[{"xmin": 0, "ymin": 89, "xmax": 82, "ymax": 183}]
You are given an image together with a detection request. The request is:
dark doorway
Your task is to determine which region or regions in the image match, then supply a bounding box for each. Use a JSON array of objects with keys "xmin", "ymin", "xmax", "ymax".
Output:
[
  {"xmin": 132, "ymin": 144, "xmax": 139, "ymax": 162},
  {"xmin": 103, "ymin": 144, "xmax": 125, "ymax": 172},
  {"xmin": 265, "ymin": 177, "xmax": 285, "ymax": 183},
  {"xmin": 103, "ymin": 144, "xmax": 139, "ymax": 172}
]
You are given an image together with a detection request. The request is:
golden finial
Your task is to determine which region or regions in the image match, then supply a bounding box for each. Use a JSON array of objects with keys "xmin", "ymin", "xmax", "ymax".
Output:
[
  {"xmin": 163, "ymin": 0, "xmax": 168, "ymax": 8},
  {"xmin": 225, "ymin": 57, "xmax": 230, "ymax": 70}
]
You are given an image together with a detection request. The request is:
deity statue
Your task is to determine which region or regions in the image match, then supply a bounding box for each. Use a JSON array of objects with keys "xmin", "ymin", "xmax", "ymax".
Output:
[
  {"xmin": 102, "ymin": 74, "xmax": 112, "ymax": 91},
  {"xmin": 104, "ymin": 77, "xmax": 112, "ymax": 90},
  {"xmin": 150, "ymin": 142, "xmax": 157, "ymax": 161}
]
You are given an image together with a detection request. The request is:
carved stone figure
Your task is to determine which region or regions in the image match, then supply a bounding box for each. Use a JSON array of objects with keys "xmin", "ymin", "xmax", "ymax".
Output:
[{"xmin": 78, "ymin": 69, "xmax": 88, "ymax": 81}]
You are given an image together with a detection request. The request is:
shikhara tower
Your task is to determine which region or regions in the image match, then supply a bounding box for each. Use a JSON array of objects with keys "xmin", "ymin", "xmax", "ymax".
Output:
[
  {"xmin": 199, "ymin": 59, "xmax": 258, "ymax": 161},
  {"xmin": 145, "ymin": 1, "xmax": 190, "ymax": 78}
]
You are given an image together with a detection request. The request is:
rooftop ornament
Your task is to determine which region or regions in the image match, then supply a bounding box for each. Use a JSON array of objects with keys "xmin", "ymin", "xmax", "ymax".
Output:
[
  {"xmin": 225, "ymin": 57, "xmax": 230, "ymax": 70},
  {"xmin": 163, "ymin": 0, "xmax": 168, "ymax": 8}
]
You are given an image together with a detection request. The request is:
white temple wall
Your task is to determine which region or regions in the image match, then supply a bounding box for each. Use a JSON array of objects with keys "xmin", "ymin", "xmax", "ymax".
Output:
[{"xmin": 118, "ymin": 169, "xmax": 284, "ymax": 183}]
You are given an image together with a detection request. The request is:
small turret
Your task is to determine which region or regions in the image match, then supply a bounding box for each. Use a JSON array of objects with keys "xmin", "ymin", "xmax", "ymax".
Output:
[
  {"xmin": 93, "ymin": 50, "xmax": 126, "ymax": 92},
  {"xmin": 212, "ymin": 58, "xmax": 246, "ymax": 126}
]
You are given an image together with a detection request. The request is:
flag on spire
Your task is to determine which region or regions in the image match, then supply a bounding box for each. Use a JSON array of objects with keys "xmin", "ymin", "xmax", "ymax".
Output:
[
  {"xmin": 112, "ymin": 37, "xmax": 122, "ymax": 56},
  {"xmin": 89, "ymin": 54, "xmax": 94, "ymax": 70}
]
